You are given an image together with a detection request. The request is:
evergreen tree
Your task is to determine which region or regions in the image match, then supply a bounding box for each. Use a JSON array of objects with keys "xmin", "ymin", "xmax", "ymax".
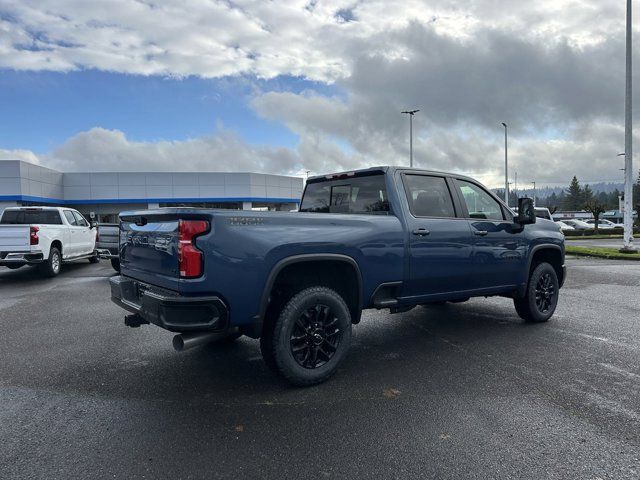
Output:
[
  {"xmin": 596, "ymin": 191, "xmax": 609, "ymax": 207},
  {"xmin": 563, "ymin": 176, "xmax": 583, "ymax": 210},
  {"xmin": 583, "ymin": 184, "xmax": 594, "ymax": 204},
  {"xmin": 610, "ymin": 189, "xmax": 622, "ymax": 209}
]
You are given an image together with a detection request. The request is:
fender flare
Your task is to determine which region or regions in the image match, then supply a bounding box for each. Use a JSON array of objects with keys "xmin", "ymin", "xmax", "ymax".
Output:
[
  {"xmin": 523, "ymin": 244, "xmax": 565, "ymax": 291},
  {"xmin": 256, "ymin": 253, "xmax": 363, "ymax": 326}
]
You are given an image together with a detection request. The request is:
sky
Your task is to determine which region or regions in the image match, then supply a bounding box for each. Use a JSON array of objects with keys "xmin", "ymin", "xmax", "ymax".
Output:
[{"xmin": 0, "ymin": 0, "xmax": 638, "ymax": 188}]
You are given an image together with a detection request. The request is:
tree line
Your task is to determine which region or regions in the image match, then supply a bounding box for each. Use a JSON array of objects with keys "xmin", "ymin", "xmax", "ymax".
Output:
[
  {"xmin": 494, "ymin": 171, "xmax": 640, "ymax": 229},
  {"xmin": 495, "ymin": 171, "xmax": 640, "ymax": 213},
  {"xmin": 537, "ymin": 172, "xmax": 640, "ymax": 213}
]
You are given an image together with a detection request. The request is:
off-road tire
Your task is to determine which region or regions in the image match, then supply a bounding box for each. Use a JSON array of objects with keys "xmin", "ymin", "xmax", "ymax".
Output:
[
  {"xmin": 514, "ymin": 262, "xmax": 559, "ymax": 323},
  {"xmin": 262, "ymin": 286, "xmax": 352, "ymax": 387}
]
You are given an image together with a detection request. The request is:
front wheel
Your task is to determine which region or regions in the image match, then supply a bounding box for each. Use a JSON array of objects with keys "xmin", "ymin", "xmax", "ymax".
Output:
[
  {"xmin": 514, "ymin": 262, "xmax": 559, "ymax": 323},
  {"xmin": 262, "ymin": 286, "xmax": 352, "ymax": 386}
]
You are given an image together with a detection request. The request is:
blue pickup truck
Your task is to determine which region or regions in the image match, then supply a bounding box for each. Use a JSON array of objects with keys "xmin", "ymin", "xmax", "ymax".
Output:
[{"xmin": 110, "ymin": 166, "xmax": 565, "ymax": 386}]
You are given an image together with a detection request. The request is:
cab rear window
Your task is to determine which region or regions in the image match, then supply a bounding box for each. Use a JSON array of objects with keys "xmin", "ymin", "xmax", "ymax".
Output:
[
  {"xmin": 0, "ymin": 210, "xmax": 63, "ymax": 225},
  {"xmin": 300, "ymin": 174, "xmax": 390, "ymax": 214}
]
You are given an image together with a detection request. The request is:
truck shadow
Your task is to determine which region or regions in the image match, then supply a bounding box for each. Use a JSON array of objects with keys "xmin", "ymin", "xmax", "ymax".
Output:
[{"xmin": 41, "ymin": 299, "xmax": 552, "ymax": 403}]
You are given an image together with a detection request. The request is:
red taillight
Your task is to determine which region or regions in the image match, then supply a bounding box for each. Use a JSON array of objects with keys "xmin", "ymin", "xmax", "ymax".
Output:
[
  {"xmin": 178, "ymin": 220, "xmax": 208, "ymax": 278},
  {"xmin": 30, "ymin": 226, "xmax": 39, "ymax": 245}
]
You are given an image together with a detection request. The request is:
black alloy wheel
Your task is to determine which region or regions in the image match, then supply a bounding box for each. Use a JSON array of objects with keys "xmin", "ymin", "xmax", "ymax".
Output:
[
  {"xmin": 534, "ymin": 272, "xmax": 556, "ymax": 314},
  {"xmin": 290, "ymin": 304, "xmax": 342, "ymax": 369},
  {"xmin": 262, "ymin": 286, "xmax": 352, "ymax": 386}
]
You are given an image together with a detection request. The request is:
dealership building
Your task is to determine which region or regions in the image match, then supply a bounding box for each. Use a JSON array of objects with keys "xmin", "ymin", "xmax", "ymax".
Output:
[{"xmin": 0, "ymin": 160, "xmax": 303, "ymax": 222}]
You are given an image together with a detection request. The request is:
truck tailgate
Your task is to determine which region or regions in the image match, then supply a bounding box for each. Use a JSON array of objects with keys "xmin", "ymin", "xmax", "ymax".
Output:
[
  {"xmin": 97, "ymin": 225, "xmax": 120, "ymax": 246},
  {"xmin": 0, "ymin": 225, "xmax": 31, "ymax": 252},
  {"xmin": 119, "ymin": 211, "xmax": 212, "ymax": 292},
  {"xmin": 120, "ymin": 220, "xmax": 179, "ymax": 277}
]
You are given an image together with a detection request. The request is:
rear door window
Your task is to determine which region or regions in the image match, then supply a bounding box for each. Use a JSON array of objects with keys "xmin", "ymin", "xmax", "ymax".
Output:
[
  {"xmin": 402, "ymin": 175, "xmax": 456, "ymax": 218},
  {"xmin": 64, "ymin": 211, "xmax": 79, "ymax": 226},
  {"xmin": 300, "ymin": 174, "xmax": 389, "ymax": 214},
  {"xmin": 72, "ymin": 211, "xmax": 89, "ymax": 227}
]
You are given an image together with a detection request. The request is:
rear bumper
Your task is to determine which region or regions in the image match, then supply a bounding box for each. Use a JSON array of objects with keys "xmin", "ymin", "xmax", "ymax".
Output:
[
  {"xmin": 0, "ymin": 251, "xmax": 44, "ymax": 265},
  {"xmin": 109, "ymin": 275, "xmax": 229, "ymax": 333}
]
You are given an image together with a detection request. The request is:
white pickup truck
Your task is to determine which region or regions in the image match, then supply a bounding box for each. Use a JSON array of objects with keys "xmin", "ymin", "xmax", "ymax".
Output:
[{"xmin": 0, "ymin": 206, "xmax": 99, "ymax": 276}]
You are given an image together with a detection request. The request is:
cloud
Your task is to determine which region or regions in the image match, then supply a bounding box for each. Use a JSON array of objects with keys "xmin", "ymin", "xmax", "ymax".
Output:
[
  {"xmin": 1, "ymin": 1, "xmax": 630, "ymax": 81},
  {"xmin": 1, "ymin": 120, "xmax": 634, "ymax": 189},
  {"xmin": 0, "ymin": 127, "xmax": 301, "ymax": 174},
  {"xmin": 1, "ymin": 1, "xmax": 638, "ymax": 187},
  {"xmin": 0, "ymin": 148, "xmax": 41, "ymax": 165}
]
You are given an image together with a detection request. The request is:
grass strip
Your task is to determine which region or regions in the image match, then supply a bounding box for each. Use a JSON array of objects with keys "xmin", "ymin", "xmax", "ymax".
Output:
[
  {"xmin": 566, "ymin": 245, "xmax": 640, "ymax": 260},
  {"xmin": 565, "ymin": 234, "xmax": 623, "ymax": 240}
]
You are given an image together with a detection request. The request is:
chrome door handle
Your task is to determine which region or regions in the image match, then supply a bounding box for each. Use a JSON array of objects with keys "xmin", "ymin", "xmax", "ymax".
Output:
[
  {"xmin": 474, "ymin": 230, "xmax": 488, "ymax": 236},
  {"xmin": 412, "ymin": 228, "xmax": 430, "ymax": 236}
]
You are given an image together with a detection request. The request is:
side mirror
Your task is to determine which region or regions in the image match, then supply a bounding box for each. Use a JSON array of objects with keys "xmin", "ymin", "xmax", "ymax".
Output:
[{"xmin": 516, "ymin": 197, "xmax": 536, "ymax": 225}]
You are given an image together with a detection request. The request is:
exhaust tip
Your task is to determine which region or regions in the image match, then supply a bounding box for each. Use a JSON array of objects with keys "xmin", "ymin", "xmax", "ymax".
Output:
[{"xmin": 172, "ymin": 334, "xmax": 186, "ymax": 352}]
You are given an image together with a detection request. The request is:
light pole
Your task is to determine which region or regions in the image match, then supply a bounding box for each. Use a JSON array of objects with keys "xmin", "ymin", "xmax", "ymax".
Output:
[
  {"xmin": 501, "ymin": 122, "xmax": 508, "ymax": 205},
  {"xmin": 402, "ymin": 110, "xmax": 419, "ymax": 167},
  {"xmin": 623, "ymin": 0, "xmax": 636, "ymax": 251}
]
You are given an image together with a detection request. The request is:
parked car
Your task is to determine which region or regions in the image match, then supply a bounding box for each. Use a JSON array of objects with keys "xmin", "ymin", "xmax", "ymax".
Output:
[
  {"xmin": 0, "ymin": 206, "xmax": 98, "ymax": 276},
  {"xmin": 534, "ymin": 207, "xmax": 553, "ymax": 220},
  {"xmin": 555, "ymin": 221, "xmax": 574, "ymax": 231},
  {"xmin": 96, "ymin": 223, "xmax": 120, "ymax": 272},
  {"xmin": 583, "ymin": 219, "xmax": 621, "ymax": 230},
  {"xmin": 109, "ymin": 167, "xmax": 566, "ymax": 386},
  {"xmin": 561, "ymin": 219, "xmax": 592, "ymax": 230}
]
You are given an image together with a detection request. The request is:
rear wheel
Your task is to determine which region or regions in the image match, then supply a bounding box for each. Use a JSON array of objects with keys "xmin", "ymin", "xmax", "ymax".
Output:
[
  {"xmin": 261, "ymin": 286, "xmax": 352, "ymax": 386},
  {"xmin": 514, "ymin": 262, "xmax": 559, "ymax": 323},
  {"xmin": 40, "ymin": 247, "xmax": 61, "ymax": 277}
]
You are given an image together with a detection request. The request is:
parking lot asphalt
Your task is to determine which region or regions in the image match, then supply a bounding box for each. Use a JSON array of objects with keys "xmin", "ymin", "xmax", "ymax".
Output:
[{"xmin": 1, "ymin": 258, "xmax": 640, "ymax": 480}]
